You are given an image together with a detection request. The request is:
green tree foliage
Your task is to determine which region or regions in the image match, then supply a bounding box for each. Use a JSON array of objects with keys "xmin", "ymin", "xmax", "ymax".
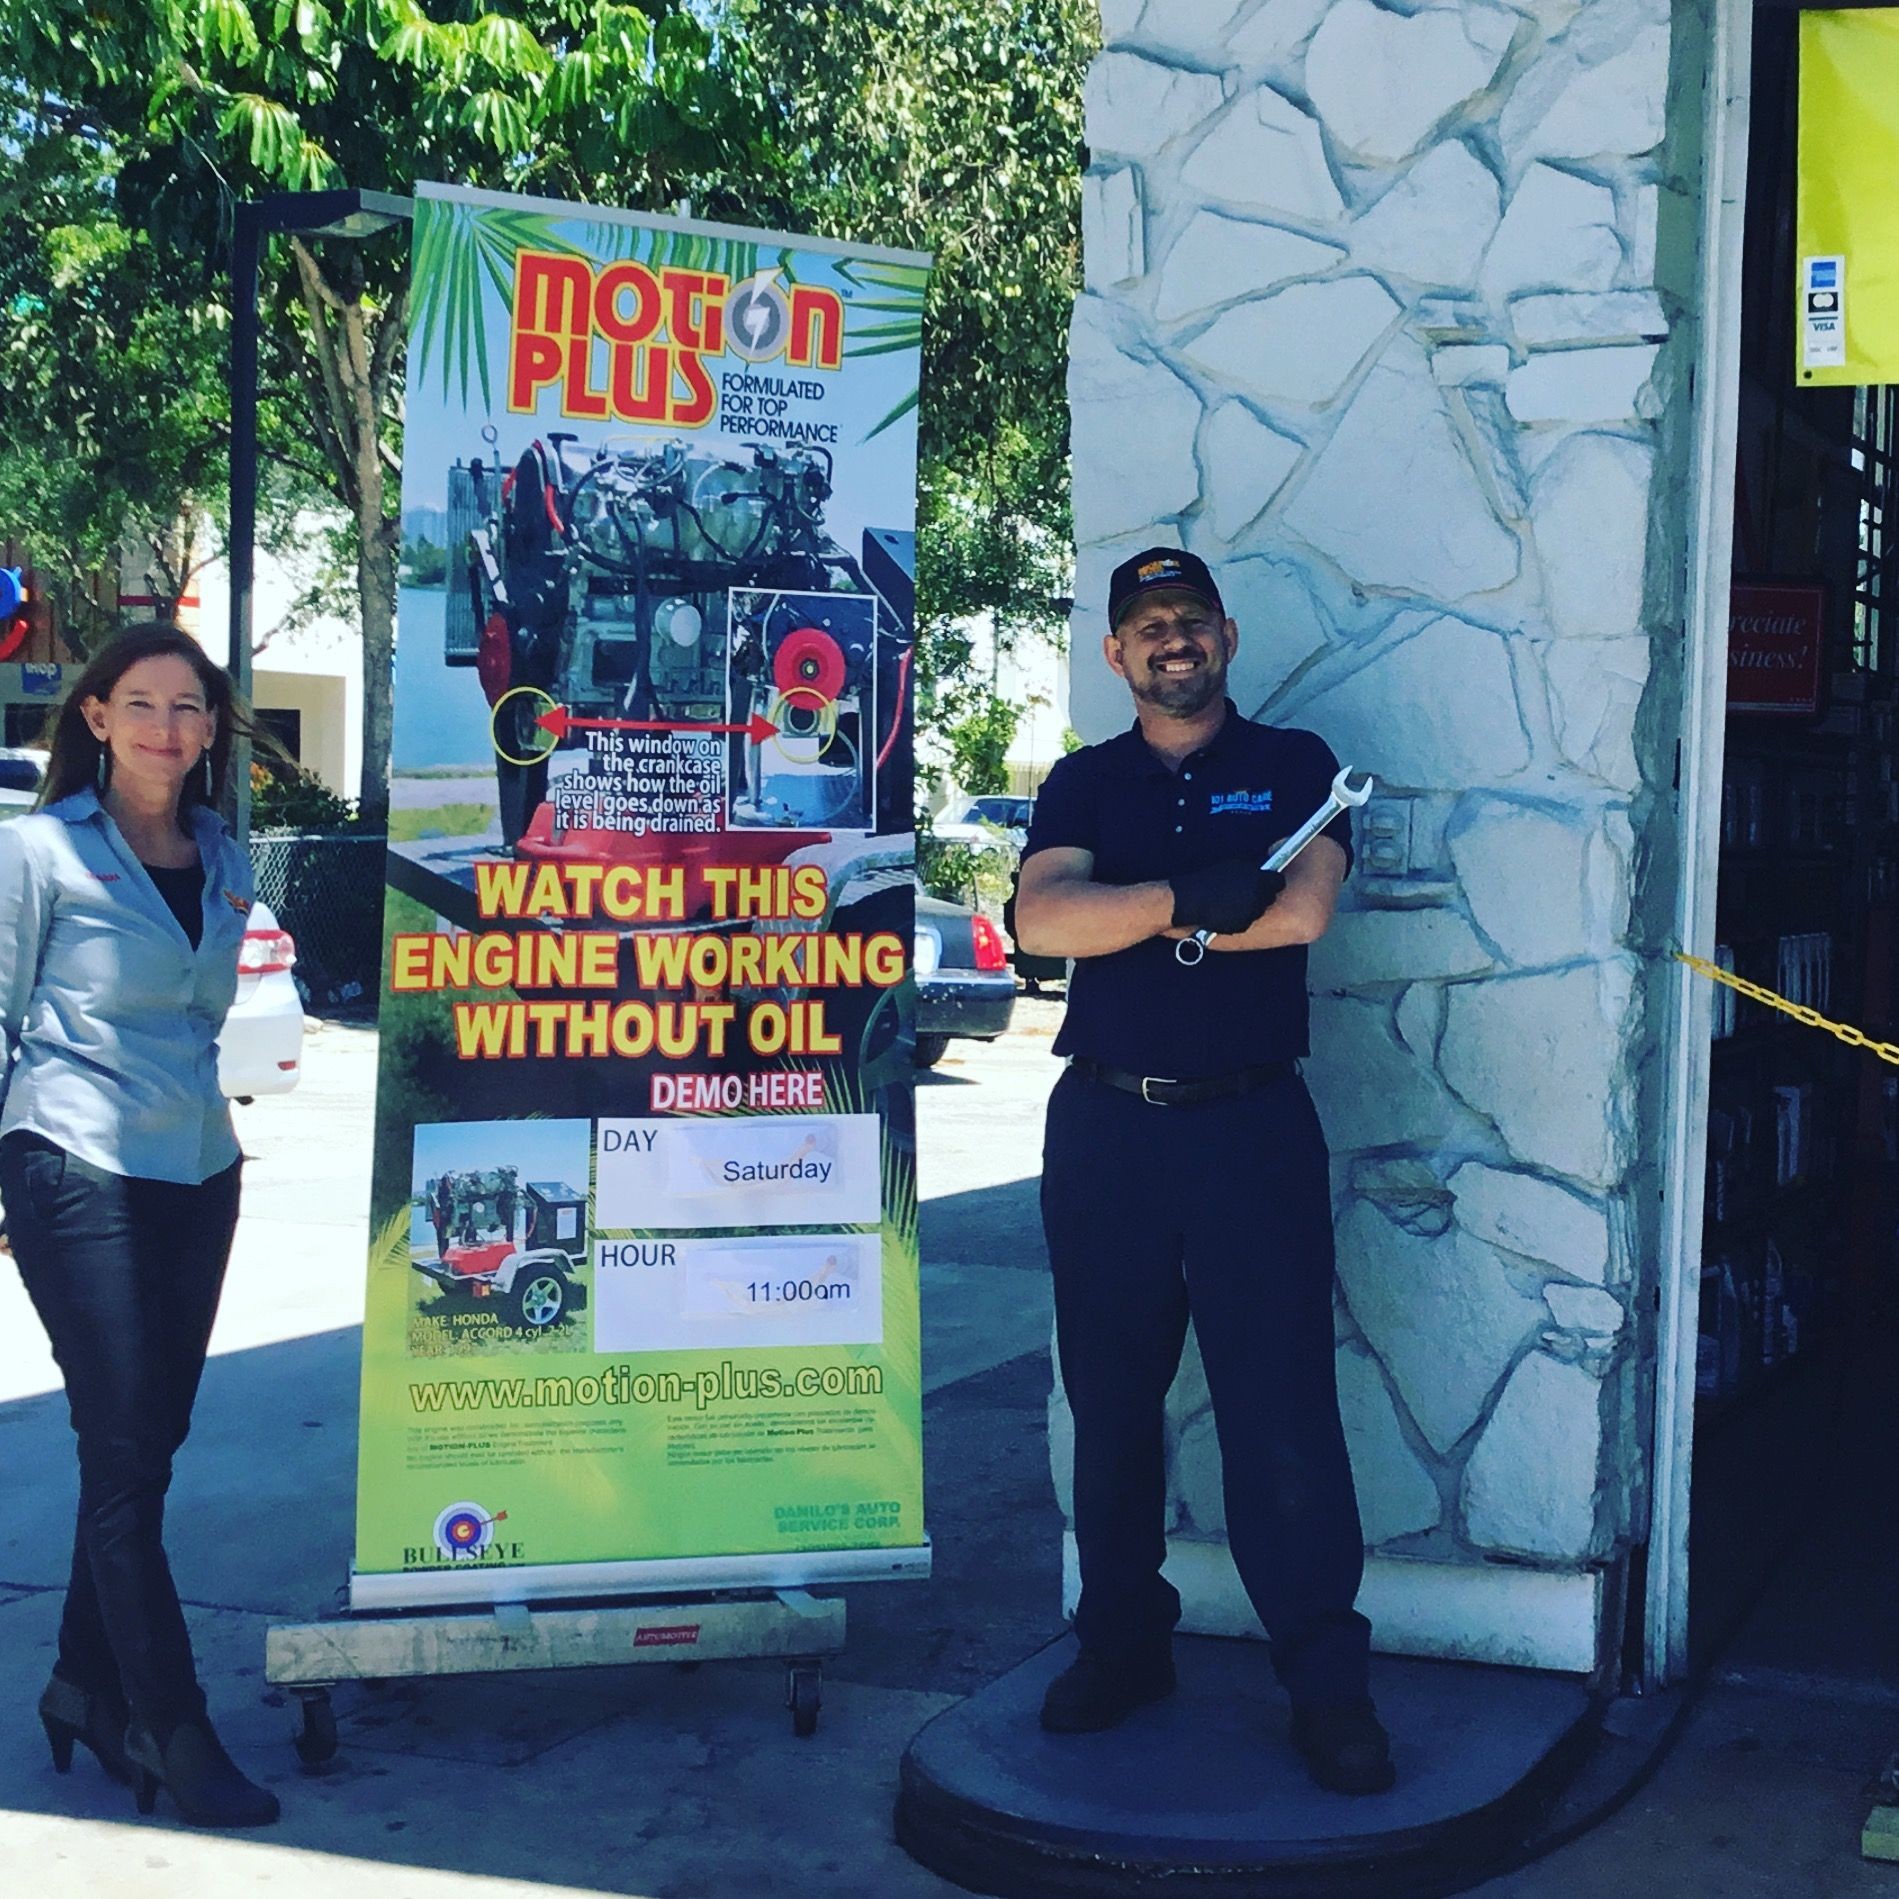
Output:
[
  {"xmin": 733, "ymin": 0, "xmax": 1092, "ymax": 726},
  {"xmin": 0, "ymin": 134, "xmax": 237, "ymax": 649},
  {"xmin": 5, "ymin": 0, "xmax": 771, "ymax": 824}
]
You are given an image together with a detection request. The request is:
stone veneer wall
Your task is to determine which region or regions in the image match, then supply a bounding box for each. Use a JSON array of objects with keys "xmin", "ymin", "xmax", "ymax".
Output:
[{"xmin": 1053, "ymin": 0, "xmax": 1708, "ymax": 1668}]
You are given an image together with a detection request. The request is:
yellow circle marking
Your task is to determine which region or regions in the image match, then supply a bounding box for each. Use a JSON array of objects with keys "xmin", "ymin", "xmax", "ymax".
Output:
[
  {"xmin": 491, "ymin": 686, "xmax": 562, "ymax": 766},
  {"xmin": 767, "ymin": 685, "xmax": 838, "ymax": 763}
]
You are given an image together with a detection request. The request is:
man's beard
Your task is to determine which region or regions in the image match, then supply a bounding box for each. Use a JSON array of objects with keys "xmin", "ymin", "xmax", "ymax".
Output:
[{"xmin": 1131, "ymin": 649, "xmax": 1227, "ymax": 717}]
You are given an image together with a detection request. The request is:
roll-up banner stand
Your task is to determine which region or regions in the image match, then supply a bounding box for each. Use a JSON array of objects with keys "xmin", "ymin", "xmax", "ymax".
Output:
[
  {"xmin": 353, "ymin": 185, "xmax": 930, "ymax": 1610},
  {"xmin": 1796, "ymin": 9, "xmax": 1899, "ymax": 386}
]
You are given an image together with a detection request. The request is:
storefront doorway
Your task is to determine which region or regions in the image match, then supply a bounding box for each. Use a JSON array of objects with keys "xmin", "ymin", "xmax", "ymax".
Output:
[{"xmin": 1661, "ymin": 0, "xmax": 1899, "ymax": 1692}]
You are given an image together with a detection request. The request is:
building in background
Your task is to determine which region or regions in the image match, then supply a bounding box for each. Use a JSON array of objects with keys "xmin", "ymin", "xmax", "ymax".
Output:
[{"xmin": 1061, "ymin": 0, "xmax": 1891, "ymax": 1695}]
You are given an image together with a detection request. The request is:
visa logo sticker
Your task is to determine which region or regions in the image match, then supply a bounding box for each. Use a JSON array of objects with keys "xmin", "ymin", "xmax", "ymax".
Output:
[
  {"xmin": 1210, "ymin": 789, "xmax": 1274, "ymax": 816},
  {"xmin": 1802, "ymin": 254, "xmax": 1846, "ymax": 370}
]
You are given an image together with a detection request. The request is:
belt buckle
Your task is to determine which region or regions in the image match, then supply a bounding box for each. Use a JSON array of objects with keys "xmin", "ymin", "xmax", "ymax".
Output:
[{"xmin": 1140, "ymin": 1073, "xmax": 1179, "ymax": 1105}]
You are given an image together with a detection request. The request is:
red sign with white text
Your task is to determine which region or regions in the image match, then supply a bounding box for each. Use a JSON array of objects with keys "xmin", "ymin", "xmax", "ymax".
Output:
[{"xmin": 1728, "ymin": 579, "xmax": 1826, "ymax": 716}]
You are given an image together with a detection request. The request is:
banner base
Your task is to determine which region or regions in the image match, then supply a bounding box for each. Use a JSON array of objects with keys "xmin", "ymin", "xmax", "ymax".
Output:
[{"xmin": 346, "ymin": 1540, "xmax": 933, "ymax": 1613}]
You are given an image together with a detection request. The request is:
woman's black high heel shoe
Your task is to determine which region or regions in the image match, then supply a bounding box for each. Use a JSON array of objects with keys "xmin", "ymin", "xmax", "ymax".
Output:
[
  {"xmin": 38, "ymin": 1676, "xmax": 132, "ymax": 1784},
  {"xmin": 126, "ymin": 1718, "xmax": 280, "ymax": 1827}
]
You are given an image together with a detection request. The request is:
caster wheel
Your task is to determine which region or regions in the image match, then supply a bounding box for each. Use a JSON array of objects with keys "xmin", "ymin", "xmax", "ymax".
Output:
[
  {"xmin": 787, "ymin": 1664, "xmax": 821, "ymax": 1738},
  {"xmin": 292, "ymin": 1689, "xmax": 338, "ymax": 1770}
]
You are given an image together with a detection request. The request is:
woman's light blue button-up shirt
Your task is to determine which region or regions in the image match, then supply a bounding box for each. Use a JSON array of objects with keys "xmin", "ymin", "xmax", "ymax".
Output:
[{"xmin": 0, "ymin": 788, "xmax": 253, "ymax": 1184}]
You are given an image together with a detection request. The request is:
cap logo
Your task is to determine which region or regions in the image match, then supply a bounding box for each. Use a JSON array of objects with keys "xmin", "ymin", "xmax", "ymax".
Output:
[{"xmin": 1137, "ymin": 558, "xmax": 1181, "ymax": 582}]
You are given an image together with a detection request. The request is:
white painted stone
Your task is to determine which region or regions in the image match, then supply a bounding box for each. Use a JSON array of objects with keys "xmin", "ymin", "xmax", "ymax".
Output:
[
  {"xmin": 1086, "ymin": 51, "xmax": 1226, "ymax": 163},
  {"xmin": 1530, "ymin": 432, "xmax": 1653, "ymax": 641},
  {"xmin": 1226, "ymin": 0, "xmax": 1335, "ymax": 66},
  {"xmin": 1542, "ymin": 636, "xmax": 1650, "ymax": 792},
  {"xmin": 1353, "ymin": 1157, "xmax": 1454, "ymax": 1238},
  {"xmin": 1396, "ymin": 982, "xmax": 1445, "ymax": 1063},
  {"xmin": 1626, "ymin": 184, "xmax": 1660, "ymax": 286},
  {"xmin": 1506, "ymin": 346, "xmax": 1659, "ymax": 423},
  {"xmin": 1154, "ymin": 212, "xmax": 1344, "ymax": 324},
  {"xmin": 1290, "ymin": 616, "xmax": 1530, "ymax": 786},
  {"xmin": 1281, "ymin": 345, "xmax": 1520, "ymax": 597},
  {"xmin": 1305, "ymin": 0, "xmax": 1510, "ymax": 164},
  {"xmin": 1449, "ymin": 1161, "xmax": 1610, "ymax": 1281},
  {"xmin": 1499, "ymin": 23, "xmax": 1669, "ymax": 166},
  {"xmin": 1462, "ymin": 1353, "xmax": 1603, "ymax": 1561},
  {"xmin": 1180, "ymin": 85, "xmax": 1346, "ymax": 225},
  {"xmin": 1182, "ymin": 276, "xmax": 1399, "ymax": 404},
  {"xmin": 1122, "ymin": 0, "xmax": 1254, "ymax": 57},
  {"xmin": 1440, "ymin": 961, "xmax": 1635, "ymax": 1186},
  {"xmin": 1338, "ymin": 1349, "xmax": 1443, "ymax": 1544},
  {"xmin": 1480, "ymin": 165, "xmax": 1621, "ymax": 304},
  {"xmin": 1174, "ymin": 1408, "xmax": 1226, "ymax": 1538},
  {"xmin": 1446, "ymin": 798, "xmax": 1616, "ymax": 964},
  {"xmin": 1082, "ymin": 167, "xmax": 1145, "ymax": 291},
  {"xmin": 1348, "ymin": 142, "xmax": 1502, "ymax": 288},
  {"xmin": 1510, "ymin": 290, "xmax": 1667, "ymax": 347},
  {"xmin": 1096, "ymin": 0, "xmax": 1146, "ymax": 42},
  {"xmin": 1305, "ymin": 994, "xmax": 1460, "ymax": 1152},
  {"xmin": 1336, "ymin": 1199, "xmax": 1547, "ymax": 1455},
  {"xmin": 1215, "ymin": 554, "xmax": 1334, "ymax": 711},
  {"xmin": 1544, "ymin": 1283, "xmax": 1625, "ymax": 1334},
  {"xmin": 1433, "ymin": 345, "xmax": 1510, "ymax": 387},
  {"xmin": 1199, "ymin": 400, "xmax": 1305, "ymax": 539},
  {"xmin": 1309, "ymin": 907, "xmax": 1494, "ymax": 989},
  {"xmin": 1069, "ymin": 298, "xmax": 1203, "ymax": 541}
]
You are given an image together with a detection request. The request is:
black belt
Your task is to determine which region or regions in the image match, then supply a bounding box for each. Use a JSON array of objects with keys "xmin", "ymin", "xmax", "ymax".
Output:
[{"xmin": 1068, "ymin": 1056, "xmax": 1293, "ymax": 1107}]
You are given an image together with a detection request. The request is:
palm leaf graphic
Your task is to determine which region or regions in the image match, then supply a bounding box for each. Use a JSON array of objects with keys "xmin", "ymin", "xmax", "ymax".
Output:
[{"xmin": 410, "ymin": 199, "xmax": 590, "ymax": 409}]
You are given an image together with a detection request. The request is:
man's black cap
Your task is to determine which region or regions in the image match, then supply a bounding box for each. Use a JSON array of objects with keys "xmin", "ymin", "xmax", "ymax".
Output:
[{"xmin": 1107, "ymin": 546, "xmax": 1225, "ymax": 629}]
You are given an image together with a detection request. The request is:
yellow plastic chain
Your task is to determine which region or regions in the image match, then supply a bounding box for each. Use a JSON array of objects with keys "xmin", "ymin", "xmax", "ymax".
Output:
[{"xmin": 1674, "ymin": 950, "xmax": 1899, "ymax": 1067}]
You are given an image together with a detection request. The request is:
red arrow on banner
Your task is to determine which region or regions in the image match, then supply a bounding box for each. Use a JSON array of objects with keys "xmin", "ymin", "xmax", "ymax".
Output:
[{"xmin": 535, "ymin": 705, "xmax": 779, "ymax": 745}]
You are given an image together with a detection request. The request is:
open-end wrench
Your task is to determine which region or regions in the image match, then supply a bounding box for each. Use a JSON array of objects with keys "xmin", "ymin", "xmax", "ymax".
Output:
[{"xmin": 1174, "ymin": 766, "xmax": 1376, "ymax": 966}]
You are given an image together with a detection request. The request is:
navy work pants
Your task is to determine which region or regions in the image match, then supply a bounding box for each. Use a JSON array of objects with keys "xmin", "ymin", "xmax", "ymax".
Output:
[
  {"xmin": 3, "ymin": 1132, "xmax": 241, "ymax": 1736},
  {"xmin": 1041, "ymin": 1065, "xmax": 1372, "ymax": 1707}
]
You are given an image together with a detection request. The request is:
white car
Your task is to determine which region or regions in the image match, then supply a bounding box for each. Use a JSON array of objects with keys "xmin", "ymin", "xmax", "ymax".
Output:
[
  {"xmin": 219, "ymin": 898, "xmax": 305, "ymax": 1100},
  {"xmin": 0, "ymin": 748, "xmax": 48, "ymax": 814},
  {"xmin": 929, "ymin": 795, "xmax": 1034, "ymax": 854}
]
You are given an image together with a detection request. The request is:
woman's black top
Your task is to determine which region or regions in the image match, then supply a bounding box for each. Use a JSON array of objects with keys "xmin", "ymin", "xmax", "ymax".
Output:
[{"xmin": 142, "ymin": 860, "xmax": 204, "ymax": 950}]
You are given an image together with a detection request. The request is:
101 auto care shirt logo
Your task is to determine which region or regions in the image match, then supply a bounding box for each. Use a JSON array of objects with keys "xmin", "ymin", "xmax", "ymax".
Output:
[{"xmin": 508, "ymin": 253, "xmax": 845, "ymax": 430}]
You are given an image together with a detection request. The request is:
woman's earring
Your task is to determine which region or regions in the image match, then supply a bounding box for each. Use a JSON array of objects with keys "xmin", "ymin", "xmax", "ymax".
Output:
[
  {"xmin": 203, "ymin": 752, "xmax": 214, "ymax": 797},
  {"xmin": 96, "ymin": 746, "xmax": 108, "ymax": 791}
]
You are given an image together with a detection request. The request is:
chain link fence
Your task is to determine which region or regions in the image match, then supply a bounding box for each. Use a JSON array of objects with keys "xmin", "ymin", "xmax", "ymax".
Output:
[{"xmin": 249, "ymin": 831, "xmax": 386, "ymax": 1012}]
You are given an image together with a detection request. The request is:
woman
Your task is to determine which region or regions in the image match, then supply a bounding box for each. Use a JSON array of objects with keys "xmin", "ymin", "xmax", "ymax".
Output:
[{"xmin": 0, "ymin": 626, "xmax": 279, "ymax": 1828}]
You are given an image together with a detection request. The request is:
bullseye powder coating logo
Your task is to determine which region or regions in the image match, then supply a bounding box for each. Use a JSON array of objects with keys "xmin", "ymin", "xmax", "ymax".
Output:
[{"xmin": 433, "ymin": 1500, "xmax": 507, "ymax": 1560}]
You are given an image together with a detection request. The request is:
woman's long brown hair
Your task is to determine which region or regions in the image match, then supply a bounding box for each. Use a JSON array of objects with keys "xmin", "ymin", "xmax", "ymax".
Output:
[{"xmin": 38, "ymin": 624, "xmax": 257, "ymax": 816}]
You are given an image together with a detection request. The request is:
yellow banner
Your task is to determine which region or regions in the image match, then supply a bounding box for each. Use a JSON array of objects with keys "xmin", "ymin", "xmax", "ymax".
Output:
[{"xmin": 1796, "ymin": 10, "xmax": 1899, "ymax": 386}]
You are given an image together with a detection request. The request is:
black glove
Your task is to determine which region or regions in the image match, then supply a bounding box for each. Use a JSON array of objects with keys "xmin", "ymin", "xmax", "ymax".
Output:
[{"xmin": 1168, "ymin": 861, "xmax": 1286, "ymax": 936}]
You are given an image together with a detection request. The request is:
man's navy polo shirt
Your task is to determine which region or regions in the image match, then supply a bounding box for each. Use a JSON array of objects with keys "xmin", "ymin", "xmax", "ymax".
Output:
[{"xmin": 1023, "ymin": 703, "xmax": 1351, "ymax": 1078}]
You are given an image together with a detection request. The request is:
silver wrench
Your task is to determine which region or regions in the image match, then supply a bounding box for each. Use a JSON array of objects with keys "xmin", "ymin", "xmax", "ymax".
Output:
[{"xmin": 1174, "ymin": 766, "xmax": 1375, "ymax": 966}]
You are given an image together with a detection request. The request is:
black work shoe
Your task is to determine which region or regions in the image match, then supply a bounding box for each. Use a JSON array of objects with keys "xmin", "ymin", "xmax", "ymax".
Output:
[
  {"xmin": 1290, "ymin": 1698, "xmax": 1396, "ymax": 1794},
  {"xmin": 1039, "ymin": 1647, "xmax": 1176, "ymax": 1733}
]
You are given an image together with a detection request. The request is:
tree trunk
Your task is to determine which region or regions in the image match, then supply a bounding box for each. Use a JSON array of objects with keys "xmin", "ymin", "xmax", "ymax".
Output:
[{"xmin": 357, "ymin": 509, "xmax": 398, "ymax": 831}]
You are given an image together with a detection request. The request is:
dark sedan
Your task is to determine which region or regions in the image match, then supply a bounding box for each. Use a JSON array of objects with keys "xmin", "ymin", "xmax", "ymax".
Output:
[{"xmin": 915, "ymin": 890, "xmax": 1016, "ymax": 1068}]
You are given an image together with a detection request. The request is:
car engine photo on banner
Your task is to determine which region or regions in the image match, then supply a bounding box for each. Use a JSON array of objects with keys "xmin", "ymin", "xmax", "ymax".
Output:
[{"xmin": 354, "ymin": 184, "xmax": 929, "ymax": 1610}]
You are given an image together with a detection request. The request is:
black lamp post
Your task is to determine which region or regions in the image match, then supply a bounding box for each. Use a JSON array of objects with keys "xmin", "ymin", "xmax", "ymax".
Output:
[{"xmin": 227, "ymin": 188, "xmax": 411, "ymax": 842}]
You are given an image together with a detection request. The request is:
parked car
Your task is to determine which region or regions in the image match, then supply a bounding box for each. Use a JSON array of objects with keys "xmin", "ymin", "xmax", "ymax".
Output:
[
  {"xmin": 914, "ymin": 888, "xmax": 1015, "ymax": 1069},
  {"xmin": 219, "ymin": 898, "xmax": 305, "ymax": 1100},
  {"xmin": 929, "ymin": 794, "xmax": 1034, "ymax": 853},
  {"xmin": 0, "ymin": 748, "xmax": 47, "ymax": 815}
]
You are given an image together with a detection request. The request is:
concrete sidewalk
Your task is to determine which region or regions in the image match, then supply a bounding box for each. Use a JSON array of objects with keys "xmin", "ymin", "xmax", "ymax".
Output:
[{"xmin": 2, "ymin": 1004, "xmax": 1896, "ymax": 1896}]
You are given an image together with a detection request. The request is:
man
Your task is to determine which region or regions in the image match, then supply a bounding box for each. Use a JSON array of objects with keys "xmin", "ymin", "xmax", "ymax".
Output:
[{"xmin": 1014, "ymin": 547, "xmax": 1390, "ymax": 1796}]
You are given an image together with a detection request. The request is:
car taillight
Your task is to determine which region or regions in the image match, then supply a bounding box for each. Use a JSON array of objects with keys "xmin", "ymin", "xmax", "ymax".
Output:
[
  {"xmin": 239, "ymin": 928, "xmax": 296, "ymax": 975},
  {"xmin": 971, "ymin": 915, "xmax": 1008, "ymax": 972}
]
